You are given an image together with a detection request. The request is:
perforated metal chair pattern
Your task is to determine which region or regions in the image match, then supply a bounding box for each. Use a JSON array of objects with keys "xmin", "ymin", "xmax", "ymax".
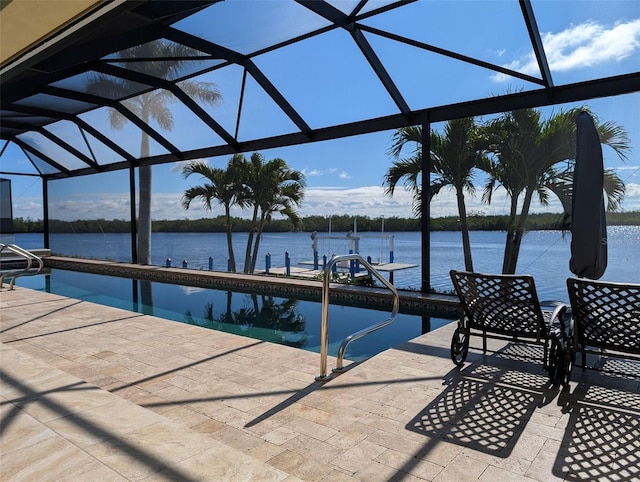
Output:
[
  {"xmin": 566, "ymin": 277, "xmax": 640, "ymax": 370},
  {"xmin": 449, "ymin": 270, "xmax": 568, "ymax": 379}
]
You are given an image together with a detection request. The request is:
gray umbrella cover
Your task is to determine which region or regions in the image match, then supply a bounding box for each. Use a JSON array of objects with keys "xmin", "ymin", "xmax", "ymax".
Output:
[{"xmin": 569, "ymin": 111, "xmax": 607, "ymax": 279}]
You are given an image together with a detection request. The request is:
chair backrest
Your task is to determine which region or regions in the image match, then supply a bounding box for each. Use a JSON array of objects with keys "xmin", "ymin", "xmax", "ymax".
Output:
[
  {"xmin": 566, "ymin": 277, "xmax": 640, "ymax": 354},
  {"xmin": 450, "ymin": 270, "xmax": 546, "ymax": 339}
]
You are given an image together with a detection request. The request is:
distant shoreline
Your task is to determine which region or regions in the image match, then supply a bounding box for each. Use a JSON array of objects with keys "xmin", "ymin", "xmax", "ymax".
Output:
[{"xmin": 9, "ymin": 211, "xmax": 640, "ymax": 234}]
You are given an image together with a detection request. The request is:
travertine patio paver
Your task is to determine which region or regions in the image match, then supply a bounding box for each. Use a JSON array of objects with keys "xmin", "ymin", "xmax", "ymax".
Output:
[{"xmin": 2, "ymin": 285, "xmax": 639, "ymax": 481}]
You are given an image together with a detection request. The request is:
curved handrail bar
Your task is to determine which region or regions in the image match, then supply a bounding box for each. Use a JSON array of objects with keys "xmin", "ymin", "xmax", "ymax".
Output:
[
  {"xmin": 317, "ymin": 253, "xmax": 399, "ymax": 380},
  {"xmin": 0, "ymin": 244, "xmax": 43, "ymax": 290},
  {"xmin": 0, "ymin": 243, "xmax": 30, "ymax": 287}
]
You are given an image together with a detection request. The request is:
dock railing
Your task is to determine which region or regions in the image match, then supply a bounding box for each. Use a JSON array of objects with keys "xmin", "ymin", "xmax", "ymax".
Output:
[{"xmin": 316, "ymin": 253, "xmax": 399, "ymax": 380}]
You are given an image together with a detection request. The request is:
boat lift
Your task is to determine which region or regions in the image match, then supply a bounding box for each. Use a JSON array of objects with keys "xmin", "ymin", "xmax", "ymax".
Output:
[
  {"xmin": 307, "ymin": 231, "xmax": 416, "ymax": 284},
  {"xmin": 309, "ymin": 230, "xmax": 395, "ymax": 267}
]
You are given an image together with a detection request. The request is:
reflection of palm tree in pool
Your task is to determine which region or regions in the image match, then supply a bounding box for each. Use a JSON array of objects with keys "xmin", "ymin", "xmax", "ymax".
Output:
[
  {"xmin": 140, "ymin": 281, "xmax": 154, "ymax": 316},
  {"xmin": 254, "ymin": 295, "xmax": 305, "ymax": 332},
  {"xmin": 204, "ymin": 302, "xmax": 214, "ymax": 322},
  {"xmin": 132, "ymin": 279, "xmax": 155, "ymax": 317},
  {"xmin": 184, "ymin": 293, "xmax": 307, "ymax": 348}
]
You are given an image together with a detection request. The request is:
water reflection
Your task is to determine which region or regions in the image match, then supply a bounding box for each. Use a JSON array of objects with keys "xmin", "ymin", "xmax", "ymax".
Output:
[
  {"xmin": 138, "ymin": 280, "xmax": 154, "ymax": 316},
  {"xmin": 184, "ymin": 292, "xmax": 308, "ymax": 348},
  {"xmin": 422, "ymin": 316, "xmax": 431, "ymax": 334}
]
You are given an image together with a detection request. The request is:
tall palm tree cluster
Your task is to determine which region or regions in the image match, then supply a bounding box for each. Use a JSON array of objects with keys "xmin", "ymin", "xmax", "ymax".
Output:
[
  {"xmin": 384, "ymin": 108, "xmax": 630, "ymax": 274},
  {"xmin": 182, "ymin": 152, "xmax": 306, "ymax": 274}
]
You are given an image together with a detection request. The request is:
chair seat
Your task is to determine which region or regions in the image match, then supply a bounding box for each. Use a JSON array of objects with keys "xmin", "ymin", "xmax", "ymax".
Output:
[
  {"xmin": 567, "ymin": 277, "xmax": 640, "ymax": 368},
  {"xmin": 449, "ymin": 270, "xmax": 569, "ymax": 382}
]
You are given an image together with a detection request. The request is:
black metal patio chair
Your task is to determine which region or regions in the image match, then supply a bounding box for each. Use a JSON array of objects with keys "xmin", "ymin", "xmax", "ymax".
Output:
[
  {"xmin": 449, "ymin": 270, "xmax": 570, "ymax": 384},
  {"xmin": 566, "ymin": 277, "xmax": 640, "ymax": 372}
]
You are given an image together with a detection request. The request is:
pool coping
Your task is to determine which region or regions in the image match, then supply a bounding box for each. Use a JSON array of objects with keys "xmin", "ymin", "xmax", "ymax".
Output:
[{"xmin": 44, "ymin": 256, "xmax": 461, "ymax": 319}]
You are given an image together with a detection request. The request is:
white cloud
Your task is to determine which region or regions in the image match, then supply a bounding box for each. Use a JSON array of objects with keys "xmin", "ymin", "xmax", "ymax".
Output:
[
  {"xmin": 299, "ymin": 186, "xmax": 412, "ymax": 217},
  {"xmin": 10, "ymin": 183, "xmax": 640, "ymax": 221},
  {"xmin": 299, "ymin": 185, "xmax": 565, "ymax": 218},
  {"xmin": 301, "ymin": 167, "xmax": 338, "ymax": 177},
  {"xmin": 11, "ymin": 198, "xmax": 44, "ymax": 220},
  {"xmin": 493, "ymin": 19, "xmax": 640, "ymax": 81},
  {"xmin": 339, "ymin": 171, "xmax": 352, "ymax": 179},
  {"xmin": 623, "ymin": 182, "xmax": 640, "ymax": 211}
]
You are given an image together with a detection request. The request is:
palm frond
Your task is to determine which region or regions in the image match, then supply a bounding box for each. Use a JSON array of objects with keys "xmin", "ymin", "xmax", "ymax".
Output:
[
  {"xmin": 597, "ymin": 121, "xmax": 632, "ymax": 162},
  {"xmin": 386, "ymin": 125, "xmax": 422, "ymax": 159},
  {"xmin": 604, "ymin": 169, "xmax": 626, "ymax": 211},
  {"xmin": 382, "ymin": 157, "xmax": 421, "ymax": 196},
  {"xmin": 178, "ymin": 80, "xmax": 222, "ymax": 106},
  {"xmin": 182, "ymin": 185, "xmax": 214, "ymax": 210}
]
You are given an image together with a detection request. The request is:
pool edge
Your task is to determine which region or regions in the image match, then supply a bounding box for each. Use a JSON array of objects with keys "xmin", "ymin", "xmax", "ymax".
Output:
[{"xmin": 45, "ymin": 256, "xmax": 461, "ymax": 318}]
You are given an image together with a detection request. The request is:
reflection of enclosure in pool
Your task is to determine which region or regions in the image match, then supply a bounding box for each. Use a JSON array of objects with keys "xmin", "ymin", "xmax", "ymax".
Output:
[{"xmin": 17, "ymin": 269, "xmax": 451, "ymax": 362}]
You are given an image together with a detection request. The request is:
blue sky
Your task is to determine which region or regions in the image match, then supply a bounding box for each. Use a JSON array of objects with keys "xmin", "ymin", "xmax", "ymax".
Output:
[{"xmin": 4, "ymin": 1, "xmax": 640, "ymax": 223}]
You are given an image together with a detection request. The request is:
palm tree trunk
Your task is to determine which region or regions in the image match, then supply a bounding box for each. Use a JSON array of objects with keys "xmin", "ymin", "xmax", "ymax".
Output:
[
  {"xmin": 456, "ymin": 187, "xmax": 474, "ymax": 272},
  {"xmin": 224, "ymin": 206, "xmax": 236, "ymax": 272},
  {"xmin": 138, "ymin": 110, "xmax": 152, "ymax": 266},
  {"xmin": 250, "ymin": 214, "xmax": 267, "ymax": 273},
  {"xmin": 502, "ymin": 196, "xmax": 520, "ymax": 274},
  {"xmin": 243, "ymin": 206, "xmax": 259, "ymax": 273},
  {"xmin": 138, "ymin": 164, "xmax": 152, "ymax": 265},
  {"xmin": 503, "ymin": 189, "xmax": 535, "ymax": 274}
]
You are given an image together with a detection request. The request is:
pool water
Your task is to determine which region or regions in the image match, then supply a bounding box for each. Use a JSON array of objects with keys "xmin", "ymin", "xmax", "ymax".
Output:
[{"xmin": 15, "ymin": 269, "xmax": 452, "ymax": 362}]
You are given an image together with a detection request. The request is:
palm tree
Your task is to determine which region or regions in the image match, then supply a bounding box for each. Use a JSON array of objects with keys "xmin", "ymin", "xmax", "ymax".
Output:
[
  {"xmin": 234, "ymin": 152, "xmax": 306, "ymax": 273},
  {"xmin": 87, "ymin": 40, "xmax": 222, "ymax": 265},
  {"xmin": 181, "ymin": 157, "xmax": 245, "ymax": 272},
  {"xmin": 384, "ymin": 126, "xmax": 424, "ymax": 217},
  {"xmin": 384, "ymin": 119, "xmax": 485, "ymax": 271},
  {"xmin": 249, "ymin": 174, "xmax": 305, "ymax": 273},
  {"xmin": 482, "ymin": 107, "xmax": 629, "ymax": 274}
]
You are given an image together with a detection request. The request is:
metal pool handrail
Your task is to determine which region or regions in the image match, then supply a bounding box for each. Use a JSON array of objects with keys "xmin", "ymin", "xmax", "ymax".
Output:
[
  {"xmin": 316, "ymin": 253, "xmax": 400, "ymax": 381},
  {"xmin": 0, "ymin": 244, "xmax": 44, "ymax": 290}
]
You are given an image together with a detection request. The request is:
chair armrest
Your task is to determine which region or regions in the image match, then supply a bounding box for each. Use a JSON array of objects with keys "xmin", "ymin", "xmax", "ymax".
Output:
[
  {"xmin": 545, "ymin": 302, "xmax": 571, "ymax": 336},
  {"xmin": 541, "ymin": 301, "xmax": 573, "ymax": 337},
  {"xmin": 540, "ymin": 300, "xmax": 566, "ymax": 311}
]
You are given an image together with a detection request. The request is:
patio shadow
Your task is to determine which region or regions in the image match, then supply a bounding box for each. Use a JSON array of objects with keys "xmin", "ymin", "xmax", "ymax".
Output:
[
  {"xmin": 0, "ymin": 370, "xmax": 202, "ymax": 482},
  {"xmin": 406, "ymin": 343, "xmax": 557, "ymax": 458},
  {"xmin": 553, "ymin": 371, "xmax": 640, "ymax": 481}
]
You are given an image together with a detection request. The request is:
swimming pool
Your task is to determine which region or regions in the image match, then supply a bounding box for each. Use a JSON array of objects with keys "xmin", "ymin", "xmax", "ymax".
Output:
[{"xmin": 15, "ymin": 269, "xmax": 453, "ymax": 362}]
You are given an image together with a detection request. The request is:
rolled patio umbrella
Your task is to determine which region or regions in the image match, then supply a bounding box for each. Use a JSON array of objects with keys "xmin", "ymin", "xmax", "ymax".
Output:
[{"xmin": 569, "ymin": 111, "xmax": 607, "ymax": 279}]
